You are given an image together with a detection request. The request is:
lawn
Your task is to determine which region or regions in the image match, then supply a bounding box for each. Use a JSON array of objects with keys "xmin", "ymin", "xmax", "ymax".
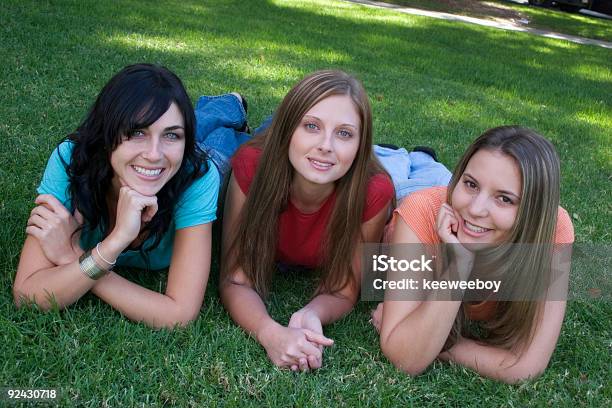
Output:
[
  {"xmin": 381, "ymin": 0, "xmax": 612, "ymax": 41},
  {"xmin": 1, "ymin": 0, "xmax": 611, "ymax": 406}
]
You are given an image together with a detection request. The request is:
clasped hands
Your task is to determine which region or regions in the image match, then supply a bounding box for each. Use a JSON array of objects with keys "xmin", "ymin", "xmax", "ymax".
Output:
[{"xmin": 260, "ymin": 308, "xmax": 334, "ymax": 372}]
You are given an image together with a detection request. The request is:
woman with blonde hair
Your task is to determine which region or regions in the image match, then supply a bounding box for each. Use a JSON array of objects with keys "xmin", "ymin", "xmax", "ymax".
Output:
[
  {"xmin": 221, "ymin": 70, "xmax": 395, "ymax": 372},
  {"xmin": 372, "ymin": 126, "xmax": 574, "ymax": 383}
]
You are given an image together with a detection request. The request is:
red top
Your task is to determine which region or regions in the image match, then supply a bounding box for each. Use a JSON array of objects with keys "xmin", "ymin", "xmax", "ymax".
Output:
[{"xmin": 231, "ymin": 146, "xmax": 395, "ymax": 267}]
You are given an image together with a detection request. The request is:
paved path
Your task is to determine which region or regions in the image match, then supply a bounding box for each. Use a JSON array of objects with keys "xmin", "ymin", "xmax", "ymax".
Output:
[{"xmin": 344, "ymin": 0, "xmax": 612, "ymax": 49}]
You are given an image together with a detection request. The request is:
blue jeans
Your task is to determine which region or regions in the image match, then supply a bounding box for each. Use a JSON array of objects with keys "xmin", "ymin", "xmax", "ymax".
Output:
[
  {"xmin": 254, "ymin": 117, "xmax": 450, "ymax": 200},
  {"xmin": 194, "ymin": 94, "xmax": 252, "ymax": 181},
  {"xmin": 195, "ymin": 97, "xmax": 451, "ymax": 202},
  {"xmin": 373, "ymin": 145, "xmax": 452, "ymax": 201}
]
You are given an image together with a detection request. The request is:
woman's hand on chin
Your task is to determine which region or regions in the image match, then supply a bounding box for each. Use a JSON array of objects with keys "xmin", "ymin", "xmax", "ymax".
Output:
[
  {"xmin": 26, "ymin": 194, "xmax": 84, "ymax": 265},
  {"xmin": 437, "ymin": 203, "xmax": 474, "ymax": 278},
  {"xmin": 109, "ymin": 184, "xmax": 158, "ymax": 248}
]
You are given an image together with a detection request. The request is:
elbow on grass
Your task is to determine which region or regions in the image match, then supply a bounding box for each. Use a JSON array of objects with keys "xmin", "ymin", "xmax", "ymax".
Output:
[
  {"xmin": 380, "ymin": 339, "xmax": 430, "ymax": 377},
  {"xmin": 12, "ymin": 285, "xmax": 55, "ymax": 311},
  {"xmin": 155, "ymin": 303, "xmax": 203, "ymax": 330},
  {"xmin": 12, "ymin": 283, "xmax": 25, "ymax": 308},
  {"xmin": 174, "ymin": 309, "xmax": 200, "ymax": 328},
  {"xmin": 393, "ymin": 358, "xmax": 430, "ymax": 377},
  {"xmin": 497, "ymin": 360, "xmax": 548, "ymax": 384}
]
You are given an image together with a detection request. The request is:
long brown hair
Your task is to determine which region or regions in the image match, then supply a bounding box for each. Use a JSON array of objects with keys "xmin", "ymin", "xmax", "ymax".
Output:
[
  {"xmin": 445, "ymin": 126, "xmax": 561, "ymax": 352},
  {"xmin": 225, "ymin": 70, "xmax": 388, "ymax": 298}
]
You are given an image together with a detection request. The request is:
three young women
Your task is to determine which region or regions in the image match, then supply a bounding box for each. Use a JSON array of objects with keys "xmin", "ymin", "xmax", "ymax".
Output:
[
  {"xmin": 372, "ymin": 126, "xmax": 574, "ymax": 383},
  {"xmin": 14, "ymin": 64, "xmax": 572, "ymax": 382}
]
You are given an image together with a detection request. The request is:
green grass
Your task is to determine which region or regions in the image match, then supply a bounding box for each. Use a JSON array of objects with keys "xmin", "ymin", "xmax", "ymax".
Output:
[
  {"xmin": 382, "ymin": 0, "xmax": 612, "ymax": 41},
  {"xmin": 512, "ymin": 2, "xmax": 612, "ymax": 41},
  {"xmin": 1, "ymin": 0, "xmax": 611, "ymax": 406}
]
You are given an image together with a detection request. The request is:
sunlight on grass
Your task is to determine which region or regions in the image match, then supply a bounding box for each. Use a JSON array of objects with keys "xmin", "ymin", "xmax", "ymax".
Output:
[
  {"xmin": 272, "ymin": 0, "xmax": 357, "ymax": 12},
  {"xmin": 571, "ymin": 64, "xmax": 612, "ymax": 84},
  {"xmin": 512, "ymin": 3, "xmax": 612, "ymax": 40},
  {"xmin": 248, "ymin": 41, "xmax": 353, "ymax": 65},
  {"xmin": 529, "ymin": 44, "xmax": 555, "ymax": 54},
  {"xmin": 226, "ymin": 64, "xmax": 303, "ymax": 99},
  {"xmin": 106, "ymin": 33, "xmax": 191, "ymax": 53},
  {"xmin": 273, "ymin": 0, "xmax": 425, "ymax": 27},
  {"xmin": 575, "ymin": 108, "xmax": 612, "ymax": 141},
  {"xmin": 382, "ymin": 0, "xmax": 612, "ymax": 40},
  {"xmin": 106, "ymin": 31, "xmax": 352, "ymax": 73},
  {"xmin": 424, "ymin": 98, "xmax": 484, "ymax": 125}
]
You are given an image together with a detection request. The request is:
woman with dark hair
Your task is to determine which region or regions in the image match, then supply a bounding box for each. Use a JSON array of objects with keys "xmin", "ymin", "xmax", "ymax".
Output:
[
  {"xmin": 221, "ymin": 70, "xmax": 395, "ymax": 372},
  {"xmin": 372, "ymin": 126, "xmax": 574, "ymax": 383},
  {"xmin": 13, "ymin": 64, "xmax": 220, "ymax": 329}
]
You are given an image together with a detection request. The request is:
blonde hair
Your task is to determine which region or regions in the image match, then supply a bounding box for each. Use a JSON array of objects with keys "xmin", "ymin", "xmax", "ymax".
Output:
[{"xmin": 445, "ymin": 126, "xmax": 560, "ymax": 351}]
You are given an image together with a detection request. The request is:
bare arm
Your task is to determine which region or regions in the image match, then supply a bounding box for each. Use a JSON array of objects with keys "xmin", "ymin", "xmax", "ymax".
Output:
[
  {"xmin": 14, "ymin": 196, "xmax": 95, "ymax": 309},
  {"xmin": 219, "ymin": 174, "xmax": 276, "ymax": 338},
  {"xmin": 292, "ymin": 203, "xmax": 391, "ymax": 326},
  {"xmin": 13, "ymin": 188, "xmax": 158, "ymax": 309},
  {"xmin": 219, "ymin": 174, "xmax": 331, "ymax": 370},
  {"xmin": 14, "ymin": 188, "xmax": 212, "ymax": 329},
  {"xmin": 379, "ymin": 202, "xmax": 478, "ymax": 375},
  {"xmin": 15, "ymin": 229, "xmax": 211, "ymax": 328},
  {"xmin": 439, "ymin": 246, "xmax": 571, "ymax": 383},
  {"xmin": 91, "ymin": 223, "xmax": 212, "ymax": 329},
  {"xmin": 379, "ymin": 216, "xmax": 466, "ymax": 375},
  {"xmin": 285, "ymin": 202, "xmax": 390, "ymax": 371},
  {"xmin": 381, "ymin": 210, "xmax": 570, "ymax": 380},
  {"xmin": 14, "ymin": 235, "xmax": 93, "ymax": 309},
  {"xmin": 440, "ymin": 301, "xmax": 566, "ymax": 383}
]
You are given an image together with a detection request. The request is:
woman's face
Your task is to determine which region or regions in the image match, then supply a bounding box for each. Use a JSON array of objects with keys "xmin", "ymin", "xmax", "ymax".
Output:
[
  {"xmin": 451, "ymin": 149, "xmax": 521, "ymax": 246},
  {"xmin": 288, "ymin": 94, "xmax": 361, "ymax": 191},
  {"xmin": 110, "ymin": 102, "xmax": 185, "ymax": 196}
]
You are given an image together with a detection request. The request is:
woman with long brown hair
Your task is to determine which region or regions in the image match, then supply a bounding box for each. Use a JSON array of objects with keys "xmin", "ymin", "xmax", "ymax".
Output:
[
  {"xmin": 221, "ymin": 70, "xmax": 394, "ymax": 372},
  {"xmin": 371, "ymin": 126, "xmax": 574, "ymax": 383}
]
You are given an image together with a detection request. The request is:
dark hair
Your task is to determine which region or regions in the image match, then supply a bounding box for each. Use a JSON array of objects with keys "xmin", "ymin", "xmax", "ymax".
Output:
[{"xmin": 63, "ymin": 63, "xmax": 207, "ymax": 252}]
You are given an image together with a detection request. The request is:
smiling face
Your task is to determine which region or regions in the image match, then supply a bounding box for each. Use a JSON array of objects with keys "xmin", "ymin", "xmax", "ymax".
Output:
[
  {"xmin": 110, "ymin": 102, "xmax": 185, "ymax": 196},
  {"xmin": 451, "ymin": 149, "xmax": 522, "ymax": 246},
  {"xmin": 288, "ymin": 94, "xmax": 361, "ymax": 192}
]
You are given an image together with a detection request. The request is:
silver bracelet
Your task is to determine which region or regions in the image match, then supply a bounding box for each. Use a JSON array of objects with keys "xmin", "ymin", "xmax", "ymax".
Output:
[
  {"xmin": 95, "ymin": 242, "xmax": 117, "ymax": 266},
  {"xmin": 78, "ymin": 250, "xmax": 109, "ymax": 280}
]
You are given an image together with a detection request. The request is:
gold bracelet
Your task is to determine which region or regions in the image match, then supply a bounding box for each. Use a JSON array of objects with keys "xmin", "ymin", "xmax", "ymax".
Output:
[{"xmin": 78, "ymin": 250, "xmax": 109, "ymax": 280}]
